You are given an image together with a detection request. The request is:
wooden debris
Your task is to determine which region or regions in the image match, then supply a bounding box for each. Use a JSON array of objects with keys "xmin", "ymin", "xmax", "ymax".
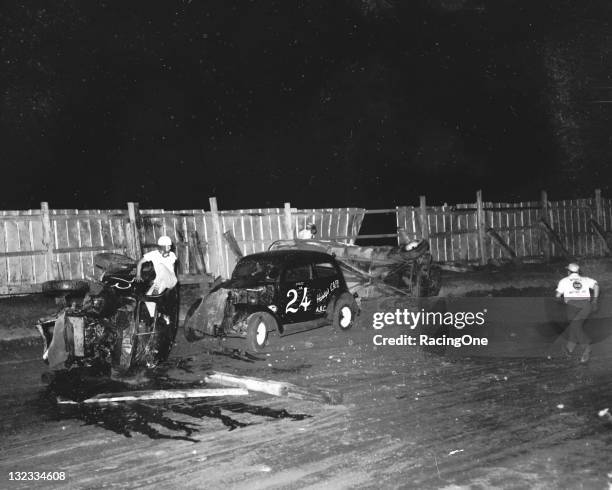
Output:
[
  {"xmin": 486, "ymin": 228, "xmax": 521, "ymax": 264},
  {"xmin": 204, "ymin": 372, "xmax": 288, "ymax": 396},
  {"xmin": 589, "ymin": 219, "xmax": 611, "ymax": 254},
  {"xmin": 205, "ymin": 371, "xmax": 343, "ymax": 405},
  {"xmin": 189, "ymin": 231, "xmax": 208, "ymax": 273},
  {"xmin": 223, "ymin": 230, "xmax": 244, "ymax": 259},
  {"xmin": 538, "ymin": 219, "xmax": 569, "ymax": 257},
  {"xmin": 486, "ymin": 228, "xmax": 516, "ymax": 258},
  {"xmin": 57, "ymin": 388, "xmax": 249, "ymax": 405},
  {"xmin": 437, "ymin": 263, "xmax": 474, "ymax": 273}
]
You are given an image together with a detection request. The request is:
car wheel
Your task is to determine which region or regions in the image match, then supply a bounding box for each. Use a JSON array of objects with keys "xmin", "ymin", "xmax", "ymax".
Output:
[
  {"xmin": 246, "ymin": 312, "xmax": 276, "ymax": 352},
  {"xmin": 332, "ymin": 293, "xmax": 358, "ymax": 331},
  {"xmin": 42, "ymin": 279, "xmax": 90, "ymax": 295}
]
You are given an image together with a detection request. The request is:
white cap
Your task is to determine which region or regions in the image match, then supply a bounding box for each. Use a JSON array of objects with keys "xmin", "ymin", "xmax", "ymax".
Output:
[
  {"xmin": 567, "ymin": 263, "xmax": 579, "ymax": 273},
  {"xmin": 405, "ymin": 240, "xmax": 420, "ymax": 251},
  {"xmin": 157, "ymin": 236, "xmax": 172, "ymax": 247}
]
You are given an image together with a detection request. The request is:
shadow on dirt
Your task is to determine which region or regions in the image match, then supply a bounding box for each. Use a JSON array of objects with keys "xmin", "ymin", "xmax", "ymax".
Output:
[{"xmin": 37, "ymin": 360, "xmax": 311, "ymax": 442}]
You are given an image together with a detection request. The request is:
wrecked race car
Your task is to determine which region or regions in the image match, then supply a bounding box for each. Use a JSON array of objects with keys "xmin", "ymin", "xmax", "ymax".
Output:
[
  {"xmin": 35, "ymin": 253, "xmax": 179, "ymax": 376},
  {"xmin": 267, "ymin": 238, "xmax": 441, "ymax": 299},
  {"xmin": 184, "ymin": 249, "xmax": 359, "ymax": 351}
]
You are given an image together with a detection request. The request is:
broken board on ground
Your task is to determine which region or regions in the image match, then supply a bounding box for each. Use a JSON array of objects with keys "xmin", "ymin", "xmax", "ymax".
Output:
[{"xmin": 204, "ymin": 371, "xmax": 343, "ymax": 405}]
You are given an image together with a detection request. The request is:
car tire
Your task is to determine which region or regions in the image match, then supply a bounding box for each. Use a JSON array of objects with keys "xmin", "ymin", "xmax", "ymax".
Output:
[
  {"xmin": 331, "ymin": 292, "xmax": 358, "ymax": 331},
  {"xmin": 245, "ymin": 312, "xmax": 276, "ymax": 352},
  {"xmin": 42, "ymin": 279, "xmax": 90, "ymax": 295}
]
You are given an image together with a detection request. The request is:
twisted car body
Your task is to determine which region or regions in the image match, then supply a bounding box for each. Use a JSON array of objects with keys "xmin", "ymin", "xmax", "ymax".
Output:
[{"xmin": 35, "ymin": 253, "xmax": 179, "ymax": 375}]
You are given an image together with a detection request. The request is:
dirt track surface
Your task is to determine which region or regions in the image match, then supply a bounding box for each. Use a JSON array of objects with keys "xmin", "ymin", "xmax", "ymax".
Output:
[
  {"xmin": 2, "ymin": 292, "xmax": 612, "ymax": 489},
  {"xmin": 3, "ymin": 261, "xmax": 612, "ymax": 489}
]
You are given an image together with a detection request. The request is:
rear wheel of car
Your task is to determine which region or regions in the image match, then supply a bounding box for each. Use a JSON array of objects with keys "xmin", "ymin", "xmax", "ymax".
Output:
[
  {"xmin": 332, "ymin": 293, "xmax": 358, "ymax": 331},
  {"xmin": 121, "ymin": 289, "xmax": 180, "ymax": 371},
  {"xmin": 245, "ymin": 312, "xmax": 276, "ymax": 352}
]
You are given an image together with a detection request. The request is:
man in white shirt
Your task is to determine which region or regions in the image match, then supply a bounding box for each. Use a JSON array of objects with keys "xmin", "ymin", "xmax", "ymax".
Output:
[
  {"xmin": 555, "ymin": 263, "xmax": 599, "ymax": 363},
  {"xmin": 136, "ymin": 235, "xmax": 178, "ymax": 295},
  {"xmin": 297, "ymin": 222, "xmax": 317, "ymax": 239}
]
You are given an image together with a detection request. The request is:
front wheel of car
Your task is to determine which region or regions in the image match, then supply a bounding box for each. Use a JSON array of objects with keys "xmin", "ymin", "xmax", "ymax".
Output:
[
  {"xmin": 332, "ymin": 293, "xmax": 358, "ymax": 331},
  {"xmin": 245, "ymin": 312, "xmax": 276, "ymax": 352}
]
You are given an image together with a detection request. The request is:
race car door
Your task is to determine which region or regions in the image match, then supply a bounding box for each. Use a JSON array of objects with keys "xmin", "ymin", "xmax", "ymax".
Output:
[
  {"xmin": 279, "ymin": 260, "xmax": 316, "ymax": 332},
  {"xmin": 311, "ymin": 260, "xmax": 341, "ymax": 318}
]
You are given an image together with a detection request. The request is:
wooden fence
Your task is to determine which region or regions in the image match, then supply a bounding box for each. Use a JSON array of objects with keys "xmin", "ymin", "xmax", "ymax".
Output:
[
  {"xmin": 0, "ymin": 200, "xmax": 365, "ymax": 295},
  {"xmin": 2, "ymin": 190, "xmax": 612, "ymax": 295},
  {"xmin": 396, "ymin": 190, "xmax": 612, "ymax": 264}
]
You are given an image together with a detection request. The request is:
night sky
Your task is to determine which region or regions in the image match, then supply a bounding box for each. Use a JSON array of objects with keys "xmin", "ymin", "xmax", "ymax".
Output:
[{"xmin": 2, "ymin": 1, "xmax": 612, "ymax": 210}]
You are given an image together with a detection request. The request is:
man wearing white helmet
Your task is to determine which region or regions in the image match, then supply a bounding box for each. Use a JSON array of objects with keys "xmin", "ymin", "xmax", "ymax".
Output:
[
  {"xmin": 136, "ymin": 235, "xmax": 178, "ymax": 295},
  {"xmin": 297, "ymin": 222, "xmax": 317, "ymax": 239},
  {"xmin": 555, "ymin": 262, "xmax": 599, "ymax": 363}
]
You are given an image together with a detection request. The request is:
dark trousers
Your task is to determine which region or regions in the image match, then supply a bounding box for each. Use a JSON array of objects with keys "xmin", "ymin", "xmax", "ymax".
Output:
[{"xmin": 564, "ymin": 300, "xmax": 592, "ymax": 346}]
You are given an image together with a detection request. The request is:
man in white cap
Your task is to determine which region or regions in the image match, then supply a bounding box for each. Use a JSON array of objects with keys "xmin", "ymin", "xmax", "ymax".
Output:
[
  {"xmin": 555, "ymin": 262, "xmax": 599, "ymax": 362},
  {"xmin": 136, "ymin": 235, "xmax": 178, "ymax": 295},
  {"xmin": 297, "ymin": 222, "xmax": 317, "ymax": 239}
]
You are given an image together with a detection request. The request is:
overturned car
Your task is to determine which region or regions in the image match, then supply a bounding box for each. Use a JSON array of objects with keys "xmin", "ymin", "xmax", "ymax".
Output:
[
  {"xmin": 35, "ymin": 253, "xmax": 179, "ymax": 375},
  {"xmin": 184, "ymin": 249, "xmax": 359, "ymax": 351},
  {"xmin": 268, "ymin": 238, "xmax": 441, "ymax": 299}
]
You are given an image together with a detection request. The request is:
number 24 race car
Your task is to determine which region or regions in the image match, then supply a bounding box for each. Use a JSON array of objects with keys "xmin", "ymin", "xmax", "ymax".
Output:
[{"xmin": 184, "ymin": 249, "xmax": 359, "ymax": 351}]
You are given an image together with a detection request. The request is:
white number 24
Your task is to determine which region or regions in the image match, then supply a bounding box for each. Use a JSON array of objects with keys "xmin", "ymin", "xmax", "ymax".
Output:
[{"xmin": 285, "ymin": 287, "xmax": 311, "ymax": 313}]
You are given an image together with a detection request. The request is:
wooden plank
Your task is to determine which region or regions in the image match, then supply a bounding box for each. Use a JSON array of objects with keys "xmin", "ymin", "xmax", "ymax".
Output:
[
  {"xmin": 205, "ymin": 372, "xmax": 287, "ymax": 396},
  {"xmin": 0, "ymin": 215, "xmax": 8, "ymax": 287},
  {"xmin": 30, "ymin": 214, "xmax": 46, "ymax": 283},
  {"xmin": 449, "ymin": 208, "xmax": 457, "ymax": 262},
  {"xmin": 4, "ymin": 218, "xmax": 20, "ymax": 283},
  {"xmin": 419, "ymin": 196, "xmax": 429, "ymax": 240},
  {"xmin": 223, "ymin": 230, "xmax": 244, "ymax": 259},
  {"xmin": 432, "ymin": 208, "xmax": 441, "ymax": 262},
  {"xmin": 205, "ymin": 371, "xmax": 342, "ymax": 404},
  {"xmin": 442, "ymin": 204, "xmax": 450, "ymax": 262},
  {"xmin": 76, "ymin": 216, "xmax": 85, "ymax": 280},
  {"xmin": 539, "ymin": 219, "xmax": 569, "ymax": 257},
  {"xmin": 67, "ymin": 214, "xmax": 81, "ymax": 279},
  {"xmin": 486, "ymin": 228, "xmax": 518, "ymax": 259},
  {"xmin": 589, "ymin": 219, "xmax": 611, "ymax": 254},
  {"xmin": 127, "ymin": 202, "xmax": 143, "ymax": 259},
  {"xmin": 476, "ymin": 191, "xmax": 486, "ymax": 265},
  {"xmin": 567, "ymin": 200, "xmax": 576, "ymax": 256},
  {"xmin": 0, "ymin": 282, "xmax": 43, "ymax": 295},
  {"xmin": 540, "ymin": 191, "xmax": 550, "ymax": 260},
  {"xmin": 284, "ymin": 202, "xmax": 293, "ymax": 239},
  {"xmin": 209, "ymin": 197, "xmax": 225, "ymax": 278},
  {"xmin": 61, "ymin": 388, "xmax": 250, "ymax": 405},
  {"xmin": 17, "ymin": 213, "xmax": 33, "ymax": 284}
]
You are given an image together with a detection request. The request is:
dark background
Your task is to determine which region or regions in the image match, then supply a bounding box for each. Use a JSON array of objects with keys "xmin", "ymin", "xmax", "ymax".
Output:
[{"xmin": 2, "ymin": 0, "xmax": 612, "ymax": 210}]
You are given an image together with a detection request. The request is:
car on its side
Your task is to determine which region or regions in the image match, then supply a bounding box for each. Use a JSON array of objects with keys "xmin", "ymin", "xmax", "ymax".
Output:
[{"xmin": 184, "ymin": 249, "xmax": 359, "ymax": 351}]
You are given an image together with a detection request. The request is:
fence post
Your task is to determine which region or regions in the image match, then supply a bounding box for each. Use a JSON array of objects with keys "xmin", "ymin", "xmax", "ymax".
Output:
[
  {"xmin": 127, "ymin": 202, "xmax": 142, "ymax": 259},
  {"xmin": 41, "ymin": 202, "xmax": 55, "ymax": 280},
  {"xmin": 419, "ymin": 195, "xmax": 429, "ymax": 240},
  {"xmin": 595, "ymin": 189, "xmax": 602, "ymax": 222},
  {"xmin": 540, "ymin": 190, "xmax": 551, "ymax": 261},
  {"xmin": 284, "ymin": 202, "xmax": 293, "ymax": 239},
  {"xmin": 476, "ymin": 190, "xmax": 487, "ymax": 265},
  {"xmin": 209, "ymin": 197, "xmax": 225, "ymax": 278}
]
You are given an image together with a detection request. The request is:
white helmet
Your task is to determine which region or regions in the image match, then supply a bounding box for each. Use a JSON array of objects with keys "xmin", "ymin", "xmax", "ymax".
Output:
[
  {"xmin": 567, "ymin": 263, "xmax": 580, "ymax": 273},
  {"xmin": 157, "ymin": 236, "xmax": 172, "ymax": 247},
  {"xmin": 405, "ymin": 240, "xmax": 421, "ymax": 251}
]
